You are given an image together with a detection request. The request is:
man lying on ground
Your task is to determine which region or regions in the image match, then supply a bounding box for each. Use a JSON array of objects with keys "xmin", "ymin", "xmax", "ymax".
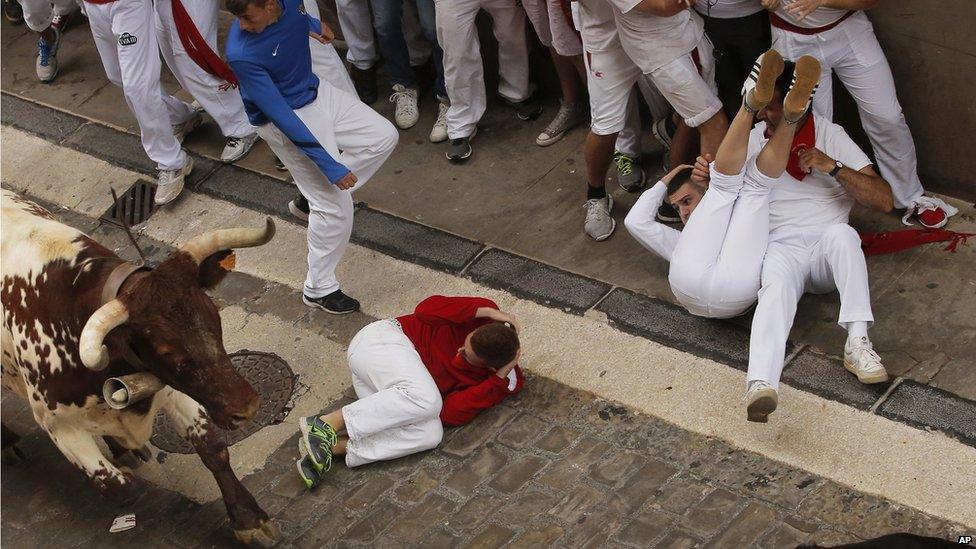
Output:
[
  {"xmin": 693, "ymin": 60, "xmax": 894, "ymax": 423},
  {"xmin": 295, "ymin": 295, "xmax": 524, "ymax": 487},
  {"xmin": 624, "ymin": 49, "xmax": 818, "ymax": 320}
]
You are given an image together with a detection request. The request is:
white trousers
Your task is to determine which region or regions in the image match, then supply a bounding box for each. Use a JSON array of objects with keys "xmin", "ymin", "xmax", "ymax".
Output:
[
  {"xmin": 19, "ymin": 0, "xmax": 77, "ymax": 32},
  {"xmin": 772, "ymin": 12, "xmax": 924, "ymax": 208},
  {"xmin": 335, "ymin": 0, "xmax": 431, "ymax": 69},
  {"xmin": 342, "ymin": 320, "xmax": 444, "ymax": 467},
  {"xmin": 617, "ymin": 78, "xmax": 673, "ymax": 156},
  {"xmin": 86, "ymin": 0, "xmax": 193, "ymax": 171},
  {"xmin": 747, "ymin": 224, "xmax": 874, "ymax": 389},
  {"xmin": 303, "ymin": 0, "xmax": 357, "ymax": 96},
  {"xmin": 668, "ymin": 162, "xmax": 773, "ymax": 318},
  {"xmin": 256, "ymin": 82, "xmax": 398, "ymax": 297},
  {"xmin": 435, "ymin": 0, "xmax": 531, "ymax": 139},
  {"xmin": 153, "ymin": 0, "xmax": 253, "ymax": 138}
]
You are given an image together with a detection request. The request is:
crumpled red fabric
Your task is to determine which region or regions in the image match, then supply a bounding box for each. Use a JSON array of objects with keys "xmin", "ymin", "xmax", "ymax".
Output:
[{"xmin": 858, "ymin": 228, "xmax": 975, "ymax": 257}]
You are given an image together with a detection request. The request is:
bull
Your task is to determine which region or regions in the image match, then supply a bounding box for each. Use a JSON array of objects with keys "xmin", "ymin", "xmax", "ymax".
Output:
[{"xmin": 1, "ymin": 189, "xmax": 280, "ymax": 546}]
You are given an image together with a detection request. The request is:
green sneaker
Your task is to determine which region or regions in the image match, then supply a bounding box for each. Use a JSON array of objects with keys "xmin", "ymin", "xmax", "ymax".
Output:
[
  {"xmin": 296, "ymin": 456, "xmax": 321, "ymax": 489},
  {"xmin": 614, "ymin": 151, "xmax": 645, "ymax": 192},
  {"xmin": 298, "ymin": 416, "xmax": 337, "ymax": 473}
]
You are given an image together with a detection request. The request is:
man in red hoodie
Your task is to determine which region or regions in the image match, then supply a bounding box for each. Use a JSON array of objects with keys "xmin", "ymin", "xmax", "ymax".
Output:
[{"xmin": 295, "ymin": 295, "xmax": 524, "ymax": 487}]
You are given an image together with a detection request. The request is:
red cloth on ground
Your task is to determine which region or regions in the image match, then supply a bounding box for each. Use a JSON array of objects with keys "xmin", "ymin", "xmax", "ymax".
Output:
[
  {"xmin": 397, "ymin": 295, "xmax": 524, "ymax": 426},
  {"xmin": 859, "ymin": 228, "xmax": 974, "ymax": 256},
  {"xmin": 171, "ymin": 0, "xmax": 239, "ymax": 88}
]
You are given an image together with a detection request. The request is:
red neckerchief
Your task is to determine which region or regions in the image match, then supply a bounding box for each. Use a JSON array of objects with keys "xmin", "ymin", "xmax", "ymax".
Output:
[
  {"xmin": 171, "ymin": 0, "xmax": 239, "ymax": 89},
  {"xmin": 765, "ymin": 116, "xmax": 816, "ymax": 181},
  {"xmin": 859, "ymin": 228, "xmax": 974, "ymax": 257}
]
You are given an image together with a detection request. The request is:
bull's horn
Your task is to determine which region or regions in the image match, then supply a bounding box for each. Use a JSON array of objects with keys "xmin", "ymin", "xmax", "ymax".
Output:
[
  {"xmin": 79, "ymin": 299, "xmax": 129, "ymax": 371},
  {"xmin": 179, "ymin": 218, "xmax": 276, "ymax": 264}
]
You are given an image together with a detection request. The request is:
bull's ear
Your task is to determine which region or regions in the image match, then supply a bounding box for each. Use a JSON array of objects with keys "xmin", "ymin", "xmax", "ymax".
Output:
[{"xmin": 197, "ymin": 250, "xmax": 235, "ymax": 289}]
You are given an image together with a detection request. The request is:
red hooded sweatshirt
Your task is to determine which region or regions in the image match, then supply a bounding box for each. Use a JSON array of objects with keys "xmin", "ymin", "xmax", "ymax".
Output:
[{"xmin": 396, "ymin": 295, "xmax": 524, "ymax": 426}]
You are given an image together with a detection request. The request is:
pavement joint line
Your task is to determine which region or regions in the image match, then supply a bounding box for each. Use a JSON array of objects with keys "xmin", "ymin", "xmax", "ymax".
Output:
[
  {"xmin": 586, "ymin": 285, "xmax": 617, "ymax": 313},
  {"xmin": 457, "ymin": 244, "xmax": 492, "ymax": 276},
  {"xmin": 783, "ymin": 343, "xmax": 808, "ymax": 369},
  {"xmin": 4, "ymin": 97, "xmax": 976, "ymax": 447},
  {"xmin": 870, "ymin": 376, "xmax": 905, "ymax": 414}
]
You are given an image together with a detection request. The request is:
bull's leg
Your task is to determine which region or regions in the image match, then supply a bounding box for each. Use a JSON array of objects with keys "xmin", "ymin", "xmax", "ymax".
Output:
[
  {"xmin": 103, "ymin": 436, "xmax": 151, "ymax": 467},
  {"xmin": 46, "ymin": 426, "xmax": 142, "ymax": 505},
  {"xmin": 160, "ymin": 390, "xmax": 280, "ymax": 548},
  {"xmin": 2, "ymin": 423, "xmax": 25, "ymax": 462}
]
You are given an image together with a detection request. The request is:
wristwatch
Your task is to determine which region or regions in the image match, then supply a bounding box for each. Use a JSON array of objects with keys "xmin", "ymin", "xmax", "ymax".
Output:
[{"xmin": 829, "ymin": 161, "xmax": 844, "ymax": 178}]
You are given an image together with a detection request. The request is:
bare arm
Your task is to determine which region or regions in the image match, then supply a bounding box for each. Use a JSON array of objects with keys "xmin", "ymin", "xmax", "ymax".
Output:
[
  {"xmin": 631, "ymin": 0, "xmax": 688, "ymax": 16},
  {"xmin": 798, "ymin": 148, "xmax": 893, "ymax": 213}
]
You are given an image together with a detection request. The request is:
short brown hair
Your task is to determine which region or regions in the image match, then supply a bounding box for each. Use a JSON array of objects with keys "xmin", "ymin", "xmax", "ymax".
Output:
[
  {"xmin": 226, "ymin": 0, "xmax": 266, "ymax": 16},
  {"xmin": 665, "ymin": 167, "xmax": 700, "ymax": 197},
  {"xmin": 470, "ymin": 323, "xmax": 520, "ymax": 368}
]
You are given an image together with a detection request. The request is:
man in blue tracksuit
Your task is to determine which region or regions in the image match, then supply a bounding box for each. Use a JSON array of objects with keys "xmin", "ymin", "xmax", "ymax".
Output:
[{"xmin": 226, "ymin": 0, "xmax": 398, "ymax": 314}]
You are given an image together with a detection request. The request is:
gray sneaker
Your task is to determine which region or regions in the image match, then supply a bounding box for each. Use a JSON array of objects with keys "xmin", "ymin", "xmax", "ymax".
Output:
[
  {"xmin": 614, "ymin": 152, "xmax": 645, "ymax": 192},
  {"xmin": 220, "ymin": 132, "xmax": 259, "ymax": 163},
  {"xmin": 536, "ymin": 102, "xmax": 586, "ymax": 146},
  {"xmin": 172, "ymin": 112, "xmax": 203, "ymax": 144},
  {"xmin": 155, "ymin": 156, "xmax": 194, "ymax": 205},
  {"xmin": 35, "ymin": 27, "xmax": 62, "ymax": 83},
  {"xmin": 584, "ymin": 195, "xmax": 615, "ymax": 241}
]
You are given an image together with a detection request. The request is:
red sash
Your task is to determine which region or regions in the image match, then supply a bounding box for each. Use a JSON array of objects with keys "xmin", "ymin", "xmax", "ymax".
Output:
[
  {"xmin": 859, "ymin": 228, "xmax": 974, "ymax": 256},
  {"xmin": 171, "ymin": 0, "xmax": 239, "ymax": 89}
]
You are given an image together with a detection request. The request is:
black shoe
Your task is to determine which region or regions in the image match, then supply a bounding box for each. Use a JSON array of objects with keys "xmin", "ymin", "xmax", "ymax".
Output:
[
  {"xmin": 656, "ymin": 202, "xmax": 681, "ymax": 223},
  {"xmin": 446, "ymin": 137, "xmax": 473, "ymax": 163},
  {"xmin": 272, "ymin": 154, "xmax": 286, "ymax": 171},
  {"xmin": 288, "ymin": 195, "xmax": 309, "ymax": 222},
  {"xmin": 350, "ymin": 65, "xmax": 378, "ymax": 105},
  {"xmin": 503, "ymin": 96, "xmax": 542, "ymax": 121},
  {"xmin": 3, "ymin": 0, "xmax": 23, "ymax": 24},
  {"xmin": 303, "ymin": 290, "xmax": 360, "ymax": 314}
]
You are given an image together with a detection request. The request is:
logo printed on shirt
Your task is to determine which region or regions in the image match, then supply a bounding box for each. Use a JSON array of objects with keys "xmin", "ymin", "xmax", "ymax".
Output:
[
  {"xmin": 272, "ymin": 43, "xmax": 280, "ymax": 56},
  {"xmin": 118, "ymin": 33, "xmax": 137, "ymax": 46}
]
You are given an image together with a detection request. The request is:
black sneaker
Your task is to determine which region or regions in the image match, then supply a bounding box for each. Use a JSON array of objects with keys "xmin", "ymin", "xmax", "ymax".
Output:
[
  {"xmin": 273, "ymin": 155, "xmax": 286, "ymax": 171},
  {"xmin": 3, "ymin": 0, "xmax": 23, "ymax": 24},
  {"xmin": 446, "ymin": 128, "xmax": 476, "ymax": 163},
  {"xmin": 656, "ymin": 202, "xmax": 681, "ymax": 223},
  {"xmin": 503, "ymin": 96, "xmax": 542, "ymax": 121},
  {"xmin": 303, "ymin": 290, "xmax": 360, "ymax": 314},
  {"xmin": 350, "ymin": 65, "xmax": 378, "ymax": 105},
  {"xmin": 288, "ymin": 195, "xmax": 309, "ymax": 222},
  {"xmin": 296, "ymin": 457, "xmax": 322, "ymax": 489}
]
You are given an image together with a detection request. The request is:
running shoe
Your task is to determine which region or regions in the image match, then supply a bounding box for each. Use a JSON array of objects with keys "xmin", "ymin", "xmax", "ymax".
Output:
[
  {"xmin": 584, "ymin": 195, "xmax": 615, "ymax": 241},
  {"xmin": 296, "ymin": 456, "xmax": 321, "ymax": 489},
  {"xmin": 35, "ymin": 26, "xmax": 62, "ymax": 83},
  {"xmin": 614, "ymin": 151, "xmax": 645, "ymax": 192},
  {"xmin": 390, "ymin": 84, "xmax": 420, "ymax": 129},
  {"xmin": 303, "ymin": 290, "xmax": 360, "ymax": 315},
  {"xmin": 746, "ymin": 380, "xmax": 778, "ymax": 423},
  {"xmin": 297, "ymin": 416, "xmax": 338, "ymax": 473},
  {"xmin": 843, "ymin": 337, "xmax": 889, "ymax": 384},
  {"xmin": 742, "ymin": 49, "xmax": 784, "ymax": 113}
]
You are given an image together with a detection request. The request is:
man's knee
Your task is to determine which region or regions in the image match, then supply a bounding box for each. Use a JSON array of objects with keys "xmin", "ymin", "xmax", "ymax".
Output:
[
  {"xmin": 378, "ymin": 120, "xmax": 399, "ymax": 153},
  {"xmin": 419, "ymin": 421, "xmax": 444, "ymax": 450},
  {"xmin": 821, "ymin": 224, "xmax": 860, "ymax": 251}
]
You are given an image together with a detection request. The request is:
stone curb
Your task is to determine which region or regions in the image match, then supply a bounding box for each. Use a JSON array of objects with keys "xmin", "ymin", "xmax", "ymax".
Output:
[{"xmin": 3, "ymin": 92, "xmax": 974, "ymax": 448}]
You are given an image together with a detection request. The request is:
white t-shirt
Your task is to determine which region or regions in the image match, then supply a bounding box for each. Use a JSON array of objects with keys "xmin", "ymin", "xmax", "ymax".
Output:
[
  {"xmin": 748, "ymin": 116, "xmax": 872, "ymax": 245},
  {"xmin": 774, "ymin": 0, "xmax": 851, "ymax": 28},
  {"xmin": 694, "ymin": 0, "xmax": 763, "ymax": 19},
  {"xmin": 578, "ymin": 0, "xmax": 704, "ymax": 72}
]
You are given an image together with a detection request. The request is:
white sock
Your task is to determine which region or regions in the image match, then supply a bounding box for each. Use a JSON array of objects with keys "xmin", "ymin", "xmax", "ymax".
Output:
[{"xmin": 847, "ymin": 321, "xmax": 869, "ymax": 342}]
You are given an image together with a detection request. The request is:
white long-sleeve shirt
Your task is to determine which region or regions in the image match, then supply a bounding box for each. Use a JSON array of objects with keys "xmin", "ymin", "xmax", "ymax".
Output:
[{"xmin": 623, "ymin": 181, "xmax": 681, "ymax": 262}]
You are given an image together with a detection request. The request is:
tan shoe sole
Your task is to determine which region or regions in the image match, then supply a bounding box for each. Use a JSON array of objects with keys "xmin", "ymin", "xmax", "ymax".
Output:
[
  {"xmin": 746, "ymin": 388, "xmax": 778, "ymax": 423},
  {"xmin": 784, "ymin": 55, "xmax": 822, "ymax": 123},
  {"xmin": 746, "ymin": 49, "xmax": 784, "ymax": 112},
  {"xmin": 844, "ymin": 358, "xmax": 889, "ymax": 384}
]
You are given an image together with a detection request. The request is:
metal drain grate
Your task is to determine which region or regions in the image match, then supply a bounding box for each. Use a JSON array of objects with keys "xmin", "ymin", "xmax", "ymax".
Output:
[
  {"xmin": 101, "ymin": 180, "xmax": 157, "ymax": 228},
  {"xmin": 151, "ymin": 351, "xmax": 296, "ymax": 454}
]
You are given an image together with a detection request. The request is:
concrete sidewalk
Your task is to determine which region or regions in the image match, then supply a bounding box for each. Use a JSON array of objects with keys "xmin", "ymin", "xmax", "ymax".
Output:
[{"xmin": 3, "ymin": 13, "xmax": 972, "ymax": 406}]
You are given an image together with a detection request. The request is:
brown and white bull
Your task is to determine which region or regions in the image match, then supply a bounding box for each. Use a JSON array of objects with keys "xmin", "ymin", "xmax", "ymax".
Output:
[{"xmin": 1, "ymin": 190, "xmax": 279, "ymax": 546}]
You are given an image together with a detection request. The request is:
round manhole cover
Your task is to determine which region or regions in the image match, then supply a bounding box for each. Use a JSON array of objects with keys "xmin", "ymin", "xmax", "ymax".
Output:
[{"xmin": 151, "ymin": 351, "xmax": 295, "ymax": 454}]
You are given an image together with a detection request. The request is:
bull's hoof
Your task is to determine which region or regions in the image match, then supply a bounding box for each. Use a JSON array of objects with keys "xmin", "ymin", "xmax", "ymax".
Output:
[{"xmin": 233, "ymin": 519, "xmax": 281, "ymax": 548}]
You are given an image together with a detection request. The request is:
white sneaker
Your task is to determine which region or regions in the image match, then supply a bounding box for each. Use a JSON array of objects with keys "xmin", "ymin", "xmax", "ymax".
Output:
[
  {"xmin": 746, "ymin": 380, "xmax": 778, "ymax": 423},
  {"xmin": 843, "ymin": 336, "xmax": 889, "ymax": 384},
  {"xmin": 583, "ymin": 195, "xmax": 615, "ymax": 241},
  {"xmin": 155, "ymin": 156, "xmax": 194, "ymax": 205},
  {"xmin": 172, "ymin": 112, "xmax": 203, "ymax": 143},
  {"xmin": 220, "ymin": 132, "xmax": 259, "ymax": 163},
  {"xmin": 35, "ymin": 27, "xmax": 62, "ymax": 83},
  {"xmin": 429, "ymin": 101, "xmax": 449, "ymax": 143},
  {"xmin": 389, "ymin": 84, "xmax": 419, "ymax": 130},
  {"xmin": 535, "ymin": 102, "xmax": 586, "ymax": 147}
]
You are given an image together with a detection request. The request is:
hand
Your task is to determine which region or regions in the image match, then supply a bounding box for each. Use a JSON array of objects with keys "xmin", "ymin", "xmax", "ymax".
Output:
[
  {"xmin": 692, "ymin": 153, "xmax": 713, "ymax": 184},
  {"xmin": 785, "ymin": 0, "xmax": 823, "ymax": 20},
  {"xmin": 661, "ymin": 164, "xmax": 694, "ymax": 184},
  {"xmin": 797, "ymin": 147, "xmax": 836, "ymax": 175},
  {"xmin": 494, "ymin": 348, "xmax": 521, "ymax": 379},
  {"xmin": 761, "ymin": 0, "xmax": 781, "ymax": 10},
  {"xmin": 335, "ymin": 171, "xmax": 358, "ymax": 190},
  {"xmin": 476, "ymin": 307, "xmax": 522, "ymax": 334},
  {"xmin": 309, "ymin": 22, "xmax": 334, "ymax": 44}
]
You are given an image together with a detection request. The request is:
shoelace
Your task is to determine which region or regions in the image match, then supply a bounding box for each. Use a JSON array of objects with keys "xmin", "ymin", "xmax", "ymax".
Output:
[
  {"xmin": 584, "ymin": 199, "xmax": 608, "ymax": 224},
  {"xmin": 613, "ymin": 153, "xmax": 633, "ymax": 176},
  {"xmin": 389, "ymin": 90, "xmax": 418, "ymax": 115},
  {"xmin": 849, "ymin": 346, "xmax": 884, "ymax": 372},
  {"xmin": 225, "ymin": 136, "xmax": 241, "ymax": 148},
  {"xmin": 543, "ymin": 105, "xmax": 577, "ymax": 135},
  {"xmin": 434, "ymin": 104, "xmax": 448, "ymax": 127},
  {"xmin": 37, "ymin": 38, "xmax": 52, "ymax": 66}
]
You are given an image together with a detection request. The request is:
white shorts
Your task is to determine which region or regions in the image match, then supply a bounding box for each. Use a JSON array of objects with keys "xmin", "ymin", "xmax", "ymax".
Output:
[
  {"xmin": 586, "ymin": 36, "xmax": 722, "ymax": 134},
  {"xmin": 522, "ymin": 0, "xmax": 583, "ymax": 57}
]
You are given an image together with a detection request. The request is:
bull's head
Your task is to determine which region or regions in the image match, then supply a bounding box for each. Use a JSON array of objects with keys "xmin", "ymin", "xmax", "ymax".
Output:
[{"xmin": 78, "ymin": 219, "xmax": 276, "ymax": 430}]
